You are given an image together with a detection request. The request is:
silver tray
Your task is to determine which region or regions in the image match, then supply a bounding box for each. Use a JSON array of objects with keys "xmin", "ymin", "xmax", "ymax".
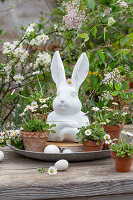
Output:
[{"xmin": 7, "ymin": 143, "xmax": 111, "ymax": 162}]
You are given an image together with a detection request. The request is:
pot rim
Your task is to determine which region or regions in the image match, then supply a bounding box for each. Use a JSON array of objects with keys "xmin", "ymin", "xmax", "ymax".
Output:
[{"xmin": 111, "ymin": 151, "xmax": 133, "ymax": 159}]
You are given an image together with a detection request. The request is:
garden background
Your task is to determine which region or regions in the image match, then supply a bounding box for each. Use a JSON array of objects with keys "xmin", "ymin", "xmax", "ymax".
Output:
[{"xmin": 0, "ymin": 0, "xmax": 133, "ymax": 131}]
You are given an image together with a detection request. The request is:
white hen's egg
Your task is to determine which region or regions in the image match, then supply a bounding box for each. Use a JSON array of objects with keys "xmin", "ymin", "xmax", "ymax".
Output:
[
  {"xmin": 55, "ymin": 159, "xmax": 69, "ymax": 171},
  {"xmin": 63, "ymin": 149, "xmax": 72, "ymax": 153},
  {"xmin": 0, "ymin": 150, "xmax": 4, "ymax": 161},
  {"xmin": 44, "ymin": 145, "xmax": 60, "ymax": 154}
]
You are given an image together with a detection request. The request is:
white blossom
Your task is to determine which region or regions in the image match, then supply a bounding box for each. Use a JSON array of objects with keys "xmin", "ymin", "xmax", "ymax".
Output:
[
  {"xmin": 4, "ymin": 65, "xmax": 12, "ymax": 75},
  {"xmin": 35, "ymin": 52, "xmax": 51, "ymax": 67},
  {"xmin": 117, "ymin": 0, "xmax": 128, "ymax": 8},
  {"xmin": 63, "ymin": 0, "xmax": 86, "ymax": 30},
  {"xmin": 13, "ymin": 74, "xmax": 24, "ymax": 84},
  {"xmin": 108, "ymin": 17, "xmax": 116, "ymax": 26}
]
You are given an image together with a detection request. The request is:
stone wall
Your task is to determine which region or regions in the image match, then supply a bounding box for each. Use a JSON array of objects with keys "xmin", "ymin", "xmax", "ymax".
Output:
[{"xmin": 0, "ymin": 0, "xmax": 57, "ymax": 42}]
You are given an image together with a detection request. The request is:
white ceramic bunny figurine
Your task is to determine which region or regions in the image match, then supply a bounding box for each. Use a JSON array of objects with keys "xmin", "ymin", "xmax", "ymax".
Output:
[{"xmin": 47, "ymin": 51, "xmax": 89, "ymax": 142}]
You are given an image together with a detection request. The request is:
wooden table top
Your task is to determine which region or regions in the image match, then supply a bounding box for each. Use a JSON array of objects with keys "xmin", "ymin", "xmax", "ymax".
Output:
[{"xmin": 0, "ymin": 146, "xmax": 133, "ymax": 200}]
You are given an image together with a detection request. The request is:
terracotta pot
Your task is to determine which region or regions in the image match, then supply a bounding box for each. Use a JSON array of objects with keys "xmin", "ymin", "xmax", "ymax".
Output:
[
  {"xmin": 103, "ymin": 123, "xmax": 124, "ymax": 140},
  {"xmin": 111, "ymin": 96, "xmax": 126, "ymax": 110},
  {"xmin": 82, "ymin": 140, "xmax": 104, "ymax": 152},
  {"xmin": 111, "ymin": 151, "xmax": 133, "ymax": 172},
  {"xmin": 21, "ymin": 131, "xmax": 49, "ymax": 152},
  {"xmin": 103, "ymin": 123, "xmax": 124, "ymax": 149},
  {"xmin": 37, "ymin": 113, "xmax": 48, "ymax": 122},
  {"xmin": 129, "ymin": 82, "xmax": 133, "ymax": 89},
  {"xmin": 32, "ymin": 113, "xmax": 48, "ymax": 122}
]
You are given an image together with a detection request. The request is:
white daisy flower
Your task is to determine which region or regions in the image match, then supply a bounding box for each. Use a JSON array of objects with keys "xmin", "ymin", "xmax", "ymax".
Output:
[
  {"xmin": 0, "ymin": 131, "xmax": 5, "ymax": 136},
  {"xmin": 92, "ymin": 107, "xmax": 99, "ymax": 112},
  {"xmin": 100, "ymin": 122, "xmax": 106, "ymax": 125},
  {"xmin": 105, "ymin": 139, "xmax": 112, "ymax": 144},
  {"xmin": 24, "ymin": 107, "xmax": 28, "ymax": 112},
  {"xmin": 107, "ymin": 108, "xmax": 113, "ymax": 111},
  {"xmin": 39, "ymin": 99, "xmax": 46, "ymax": 103},
  {"xmin": 122, "ymin": 112, "xmax": 127, "ymax": 116},
  {"xmin": 0, "ymin": 137, "xmax": 4, "ymax": 143},
  {"xmin": 85, "ymin": 129, "xmax": 92, "ymax": 136},
  {"xmin": 31, "ymin": 101, "xmax": 38, "ymax": 109},
  {"xmin": 106, "ymin": 119, "xmax": 110, "ymax": 123},
  {"xmin": 112, "ymin": 102, "xmax": 118, "ymax": 105},
  {"xmin": 104, "ymin": 134, "xmax": 111, "ymax": 140},
  {"xmin": 19, "ymin": 112, "xmax": 25, "ymax": 117},
  {"xmin": 30, "ymin": 108, "xmax": 37, "ymax": 112},
  {"xmin": 67, "ymin": 79, "xmax": 72, "ymax": 85},
  {"xmin": 26, "ymin": 105, "xmax": 32, "ymax": 109},
  {"xmin": 113, "ymin": 138, "xmax": 118, "ymax": 141},
  {"xmin": 102, "ymin": 106, "xmax": 108, "ymax": 110},
  {"xmin": 48, "ymin": 166, "xmax": 57, "ymax": 175},
  {"xmin": 6, "ymin": 140, "xmax": 11, "ymax": 145},
  {"xmin": 86, "ymin": 121, "xmax": 89, "ymax": 125},
  {"xmin": 14, "ymin": 130, "xmax": 20, "ymax": 135},
  {"xmin": 45, "ymin": 97, "xmax": 49, "ymax": 101},
  {"xmin": 20, "ymin": 127, "xmax": 23, "ymax": 131},
  {"xmin": 121, "ymin": 130, "xmax": 127, "ymax": 134},
  {"xmin": 40, "ymin": 104, "xmax": 48, "ymax": 108}
]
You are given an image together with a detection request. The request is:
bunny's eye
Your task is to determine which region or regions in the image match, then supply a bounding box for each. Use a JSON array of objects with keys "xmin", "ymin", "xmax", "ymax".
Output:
[{"xmin": 72, "ymin": 92, "xmax": 77, "ymax": 97}]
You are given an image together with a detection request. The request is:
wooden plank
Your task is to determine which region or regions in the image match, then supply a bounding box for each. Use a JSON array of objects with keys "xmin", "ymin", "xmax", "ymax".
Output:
[{"xmin": 0, "ymin": 146, "xmax": 133, "ymax": 200}]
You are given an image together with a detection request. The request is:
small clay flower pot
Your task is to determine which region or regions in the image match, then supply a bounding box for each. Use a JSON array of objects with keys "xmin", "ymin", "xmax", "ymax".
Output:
[
  {"xmin": 129, "ymin": 82, "xmax": 133, "ymax": 89},
  {"xmin": 82, "ymin": 140, "xmax": 104, "ymax": 152},
  {"xmin": 20, "ymin": 131, "xmax": 49, "ymax": 152},
  {"xmin": 103, "ymin": 123, "xmax": 124, "ymax": 149},
  {"xmin": 111, "ymin": 151, "xmax": 133, "ymax": 172},
  {"xmin": 32, "ymin": 113, "xmax": 48, "ymax": 122}
]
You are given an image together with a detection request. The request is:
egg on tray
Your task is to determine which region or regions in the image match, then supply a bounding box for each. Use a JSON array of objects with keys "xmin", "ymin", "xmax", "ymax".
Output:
[
  {"xmin": 63, "ymin": 149, "xmax": 72, "ymax": 153},
  {"xmin": 44, "ymin": 145, "xmax": 60, "ymax": 153},
  {"xmin": 0, "ymin": 150, "xmax": 4, "ymax": 161}
]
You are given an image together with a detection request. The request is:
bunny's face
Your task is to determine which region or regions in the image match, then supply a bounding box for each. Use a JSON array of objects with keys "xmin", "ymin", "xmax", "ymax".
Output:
[
  {"xmin": 53, "ymin": 84, "xmax": 82, "ymax": 115},
  {"xmin": 50, "ymin": 51, "xmax": 89, "ymax": 115}
]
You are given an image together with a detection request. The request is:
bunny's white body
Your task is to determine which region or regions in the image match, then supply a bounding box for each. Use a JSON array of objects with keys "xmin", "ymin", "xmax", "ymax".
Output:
[{"xmin": 47, "ymin": 51, "xmax": 89, "ymax": 142}]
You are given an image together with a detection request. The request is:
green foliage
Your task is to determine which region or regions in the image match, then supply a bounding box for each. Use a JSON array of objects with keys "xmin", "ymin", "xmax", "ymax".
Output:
[
  {"xmin": 22, "ymin": 117, "xmax": 56, "ymax": 132},
  {"xmin": 11, "ymin": 137, "xmax": 24, "ymax": 150},
  {"xmin": 76, "ymin": 123, "xmax": 106, "ymax": 143},
  {"xmin": 110, "ymin": 140, "xmax": 133, "ymax": 158},
  {"xmin": 38, "ymin": 168, "xmax": 47, "ymax": 173},
  {"xmin": 94, "ymin": 107, "xmax": 127, "ymax": 125}
]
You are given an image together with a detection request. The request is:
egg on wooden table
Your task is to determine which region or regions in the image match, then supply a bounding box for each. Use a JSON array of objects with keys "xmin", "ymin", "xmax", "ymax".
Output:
[
  {"xmin": 44, "ymin": 145, "xmax": 60, "ymax": 153},
  {"xmin": 0, "ymin": 150, "xmax": 4, "ymax": 161},
  {"xmin": 55, "ymin": 159, "xmax": 69, "ymax": 171}
]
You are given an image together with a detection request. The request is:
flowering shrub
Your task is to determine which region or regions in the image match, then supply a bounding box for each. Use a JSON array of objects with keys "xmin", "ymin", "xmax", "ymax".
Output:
[
  {"xmin": 52, "ymin": 0, "xmax": 133, "ymax": 118},
  {"xmin": 0, "ymin": 20, "xmax": 52, "ymax": 128}
]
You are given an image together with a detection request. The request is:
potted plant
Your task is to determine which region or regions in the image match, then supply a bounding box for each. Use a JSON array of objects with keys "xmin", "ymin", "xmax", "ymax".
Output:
[
  {"xmin": 101, "ymin": 106, "xmax": 127, "ymax": 141},
  {"xmin": 76, "ymin": 122, "xmax": 108, "ymax": 152},
  {"xmin": 110, "ymin": 134, "xmax": 133, "ymax": 172},
  {"xmin": 19, "ymin": 108, "xmax": 56, "ymax": 152}
]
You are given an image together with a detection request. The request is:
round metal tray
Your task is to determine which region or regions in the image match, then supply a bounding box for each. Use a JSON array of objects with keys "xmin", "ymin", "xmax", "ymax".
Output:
[{"xmin": 7, "ymin": 143, "xmax": 110, "ymax": 162}]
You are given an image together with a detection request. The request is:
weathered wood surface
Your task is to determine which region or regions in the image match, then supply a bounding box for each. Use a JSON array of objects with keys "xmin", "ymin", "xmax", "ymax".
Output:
[
  {"xmin": 0, "ymin": 146, "xmax": 133, "ymax": 200},
  {"xmin": 0, "ymin": 125, "xmax": 133, "ymax": 200}
]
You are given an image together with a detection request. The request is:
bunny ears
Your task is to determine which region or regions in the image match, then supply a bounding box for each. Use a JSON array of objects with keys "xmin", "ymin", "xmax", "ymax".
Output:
[{"xmin": 51, "ymin": 51, "xmax": 89, "ymax": 91}]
